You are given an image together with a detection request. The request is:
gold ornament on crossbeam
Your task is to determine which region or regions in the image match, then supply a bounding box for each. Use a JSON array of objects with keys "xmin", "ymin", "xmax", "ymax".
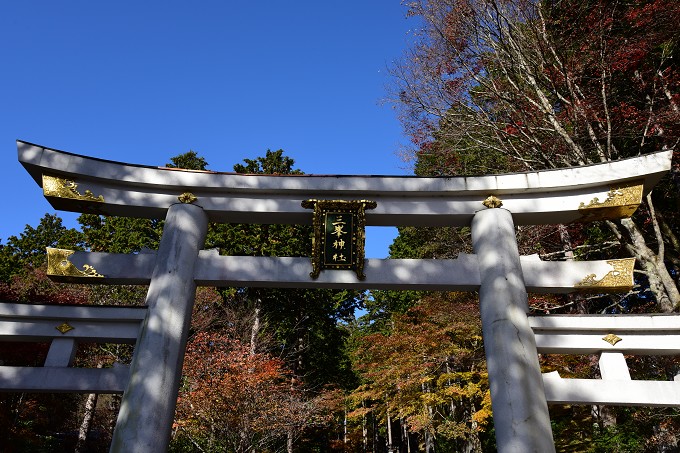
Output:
[
  {"xmin": 47, "ymin": 248, "xmax": 104, "ymax": 279},
  {"xmin": 42, "ymin": 174, "xmax": 104, "ymax": 202},
  {"xmin": 482, "ymin": 195, "xmax": 503, "ymax": 208},
  {"xmin": 575, "ymin": 258, "xmax": 635, "ymax": 292},
  {"xmin": 178, "ymin": 192, "xmax": 198, "ymax": 204},
  {"xmin": 602, "ymin": 333, "xmax": 623, "ymax": 346},
  {"xmin": 577, "ymin": 180, "xmax": 643, "ymax": 221},
  {"xmin": 56, "ymin": 322, "xmax": 75, "ymax": 334}
]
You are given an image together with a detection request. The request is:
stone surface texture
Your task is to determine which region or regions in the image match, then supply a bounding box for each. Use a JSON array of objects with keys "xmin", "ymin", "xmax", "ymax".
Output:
[
  {"xmin": 472, "ymin": 208, "xmax": 556, "ymax": 453},
  {"xmin": 110, "ymin": 203, "xmax": 208, "ymax": 453}
]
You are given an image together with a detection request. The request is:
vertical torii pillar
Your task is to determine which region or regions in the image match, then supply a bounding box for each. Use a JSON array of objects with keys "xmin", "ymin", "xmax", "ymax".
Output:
[
  {"xmin": 111, "ymin": 202, "xmax": 208, "ymax": 452},
  {"xmin": 471, "ymin": 207, "xmax": 555, "ymax": 453}
]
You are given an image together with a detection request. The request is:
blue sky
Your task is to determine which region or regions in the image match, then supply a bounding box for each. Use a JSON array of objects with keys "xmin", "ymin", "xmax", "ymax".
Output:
[{"xmin": 0, "ymin": 1, "xmax": 416, "ymax": 258}]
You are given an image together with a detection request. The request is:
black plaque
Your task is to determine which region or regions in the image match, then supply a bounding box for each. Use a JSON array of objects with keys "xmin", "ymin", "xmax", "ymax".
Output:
[{"xmin": 301, "ymin": 199, "xmax": 376, "ymax": 280}]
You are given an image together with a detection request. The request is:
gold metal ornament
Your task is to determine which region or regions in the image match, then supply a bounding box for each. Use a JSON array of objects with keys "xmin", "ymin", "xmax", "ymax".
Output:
[
  {"xmin": 578, "ymin": 181, "xmax": 643, "ymax": 221},
  {"xmin": 56, "ymin": 322, "xmax": 75, "ymax": 334},
  {"xmin": 47, "ymin": 248, "xmax": 104, "ymax": 279},
  {"xmin": 42, "ymin": 174, "xmax": 104, "ymax": 202},
  {"xmin": 602, "ymin": 333, "xmax": 623, "ymax": 346},
  {"xmin": 178, "ymin": 192, "xmax": 198, "ymax": 204},
  {"xmin": 482, "ymin": 195, "xmax": 503, "ymax": 209},
  {"xmin": 302, "ymin": 199, "xmax": 377, "ymax": 280},
  {"xmin": 575, "ymin": 258, "xmax": 635, "ymax": 292}
]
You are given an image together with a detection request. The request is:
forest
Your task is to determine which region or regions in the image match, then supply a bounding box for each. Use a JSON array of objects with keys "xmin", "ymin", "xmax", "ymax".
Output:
[{"xmin": 1, "ymin": 0, "xmax": 679, "ymax": 451}]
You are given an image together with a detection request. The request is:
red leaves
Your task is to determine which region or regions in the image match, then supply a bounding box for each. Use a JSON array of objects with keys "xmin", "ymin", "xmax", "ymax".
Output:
[
  {"xmin": 504, "ymin": 121, "xmax": 522, "ymax": 136},
  {"xmin": 175, "ymin": 331, "xmax": 325, "ymax": 451},
  {"xmin": 393, "ymin": 0, "xmax": 680, "ymax": 172},
  {"xmin": 611, "ymin": 47, "xmax": 648, "ymax": 72},
  {"xmin": 0, "ymin": 266, "xmax": 90, "ymax": 305}
]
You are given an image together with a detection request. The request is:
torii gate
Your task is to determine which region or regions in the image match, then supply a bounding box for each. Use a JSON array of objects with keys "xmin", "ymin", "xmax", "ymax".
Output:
[{"xmin": 4, "ymin": 140, "xmax": 679, "ymax": 452}]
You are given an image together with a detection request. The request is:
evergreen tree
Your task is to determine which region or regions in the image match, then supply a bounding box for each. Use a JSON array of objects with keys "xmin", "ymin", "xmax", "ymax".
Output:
[{"xmin": 0, "ymin": 213, "xmax": 84, "ymax": 282}]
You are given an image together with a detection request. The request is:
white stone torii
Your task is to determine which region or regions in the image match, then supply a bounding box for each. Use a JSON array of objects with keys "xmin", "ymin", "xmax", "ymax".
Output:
[{"xmin": 9, "ymin": 140, "xmax": 677, "ymax": 453}]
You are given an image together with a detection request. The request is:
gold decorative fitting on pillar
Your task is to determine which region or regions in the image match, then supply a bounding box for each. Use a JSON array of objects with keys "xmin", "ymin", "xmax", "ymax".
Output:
[
  {"xmin": 577, "ymin": 180, "xmax": 643, "ymax": 221},
  {"xmin": 575, "ymin": 258, "xmax": 635, "ymax": 293},
  {"xmin": 47, "ymin": 248, "xmax": 104, "ymax": 279},
  {"xmin": 602, "ymin": 333, "xmax": 623, "ymax": 346},
  {"xmin": 42, "ymin": 174, "xmax": 104, "ymax": 202},
  {"xmin": 55, "ymin": 322, "xmax": 75, "ymax": 334},
  {"xmin": 482, "ymin": 195, "xmax": 503, "ymax": 209},
  {"xmin": 178, "ymin": 192, "xmax": 198, "ymax": 204},
  {"xmin": 302, "ymin": 199, "xmax": 377, "ymax": 280}
]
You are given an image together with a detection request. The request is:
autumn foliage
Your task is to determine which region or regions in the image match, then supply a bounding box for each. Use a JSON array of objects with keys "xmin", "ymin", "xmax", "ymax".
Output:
[
  {"xmin": 174, "ymin": 331, "xmax": 310, "ymax": 452},
  {"xmin": 349, "ymin": 293, "xmax": 493, "ymax": 450}
]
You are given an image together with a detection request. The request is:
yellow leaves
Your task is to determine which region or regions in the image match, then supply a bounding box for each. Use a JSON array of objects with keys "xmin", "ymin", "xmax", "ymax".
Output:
[
  {"xmin": 349, "ymin": 294, "xmax": 490, "ymax": 443},
  {"xmin": 436, "ymin": 419, "xmax": 472, "ymax": 440},
  {"xmin": 346, "ymin": 406, "xmax": 373, "ymax": 421},
  {"xmin": 419, "ymin": 391, "xmax": 446, "ymax": 406},
  {"xmin": 472, "ymin": 390, "xmax": 493, "ymax": 429},
  {"xmin": 472, "ymin": 407, "xmax": 492, "ymax": 428}
]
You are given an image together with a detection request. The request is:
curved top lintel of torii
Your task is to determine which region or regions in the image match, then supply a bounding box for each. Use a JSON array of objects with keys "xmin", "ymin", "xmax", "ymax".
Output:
[{"xmin": 17, "ymin": 140, "xmax": 673, "ymax": 227}]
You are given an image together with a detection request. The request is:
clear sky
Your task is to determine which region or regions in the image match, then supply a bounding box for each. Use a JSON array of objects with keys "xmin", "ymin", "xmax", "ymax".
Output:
[{"xmin": 1, "ymin": 1, "xmax": 416, "ymax": 258}]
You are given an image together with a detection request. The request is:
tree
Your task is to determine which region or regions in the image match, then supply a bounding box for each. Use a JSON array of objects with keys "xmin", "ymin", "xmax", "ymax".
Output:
[
  {"xmin": 390, "ymin": 0, "xmax": 680, "ymax": 312},
  {"xmin": 165, "ymin": 150, "xmax": 209, "ymax": 171},
  {"xmin": 0, "ymin": 213, "xmax": 84, "ymax": 282},
  {"xmin": 232, "ymin": 148, "xmax": 302, "ymax": 175},
  {"xmin": 78, "ymin": 214, "xmax": 162, "ymax": 253},
  {"xmin": 388, "ymin": 2, "xmax": 680, "ymax": 448},
  {"xmin": 350, "ymin": 293, "xmax": 492, "ymax": 452},
  {"xmin": 174, "ymin": 331, "xmax": 323, "ymax": 453}
]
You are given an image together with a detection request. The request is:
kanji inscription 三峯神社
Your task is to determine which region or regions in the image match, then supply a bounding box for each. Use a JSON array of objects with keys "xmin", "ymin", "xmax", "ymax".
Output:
[{"xmin": 302, "ymin": 199, "xmax": 376, "ymax": 280}]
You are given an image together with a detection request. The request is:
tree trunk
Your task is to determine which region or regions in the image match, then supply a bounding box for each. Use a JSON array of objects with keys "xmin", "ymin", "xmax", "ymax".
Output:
[
  {"xmin": 287, "ymin": 430, "xmax": 294, "ymax": 453},
  {"xmin": 373, "ymin": 411, "xmax": 377, "ymax": 453},
  {"xmin": 386, "ymin": 409, "xmax": 394, "ymax": 452},
  {"xmin": 74, "ymin": 391, "xmax": 99, "ymax": 453},
  {"xmin": 609, "ymin": 218, "xmax": 680, "ymax": 312},
  {"xmin": 422, "ymin": 382, "xmax": 435, "ymax": 453},
  {"xmin": 558, "ymin": 224, "xmax": 574, "ymax": 260},
  {"xmin": 75, "ymin": 363, "xmax": 103, "ymax": 453},
  {"xmin": 286, "ymin": 327, "xmax": 305, "ymax": 453},
  {"xmin": 557, "ymin": 223, "xmax": 590, "ymax": 314},
  {"xmin": 401, "ymin": 419, "xmax": 411, "ymax": 453},
  {"xmin": 424, "ymin": 420, "xmax": 435, "ymax": 453},
  {"xmin": 238, "ymin": 303, "xmax": 261, "ymax": 451},
  {"xmin": 464, "ymin": 402, "xmax": 482, "ymax": 453},
  {"xmin": 362, "ymin": 407, "xmax": 368, "ymax": 453},
  {"xmin": 249, "ymin": 301, "xmax": 261, "ymax": 356},
  {"xmin": 344, "ymin": 409, "xmax": 348, "ymax": 445}
]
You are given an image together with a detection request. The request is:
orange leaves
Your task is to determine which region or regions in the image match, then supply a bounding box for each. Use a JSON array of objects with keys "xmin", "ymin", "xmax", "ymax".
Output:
[{"xmin": 174, "ymin": 331, "xmax": 325, "ymax": 451}]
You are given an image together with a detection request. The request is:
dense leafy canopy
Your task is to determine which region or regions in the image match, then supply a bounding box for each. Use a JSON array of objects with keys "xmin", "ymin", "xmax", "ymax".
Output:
[{"xmin": 392, "ymin": 0, "xmax": 680, "ymax": 312}]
